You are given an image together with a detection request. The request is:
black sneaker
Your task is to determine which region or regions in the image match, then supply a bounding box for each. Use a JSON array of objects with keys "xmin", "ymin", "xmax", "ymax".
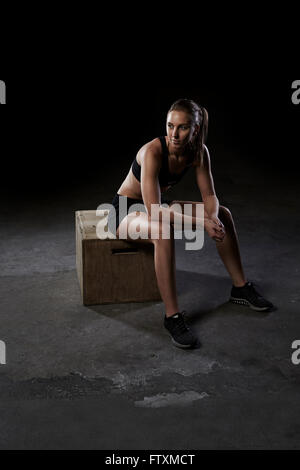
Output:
[
  {"xmin": 230, "ymin": 281, "xmax": 273, "ymax": 311},
  {"xmin": 164, "ymin": 311, "xmax": 198, "ymax": 349}
]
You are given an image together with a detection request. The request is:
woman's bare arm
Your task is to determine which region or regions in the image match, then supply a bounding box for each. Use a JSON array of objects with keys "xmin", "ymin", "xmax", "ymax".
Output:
[
  {"xmin": 140, "ymin": 147, "xmax": 205, "ymax": 229},
  {"xmin": 195, "ymin": 145, "xmax": 219, "ymax": 218}
]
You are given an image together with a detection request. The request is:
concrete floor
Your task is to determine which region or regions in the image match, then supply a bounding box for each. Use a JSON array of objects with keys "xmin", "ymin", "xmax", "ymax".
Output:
[{"xmin": 0, "ymin": 149, "xmax": 300, "ymax": 450}]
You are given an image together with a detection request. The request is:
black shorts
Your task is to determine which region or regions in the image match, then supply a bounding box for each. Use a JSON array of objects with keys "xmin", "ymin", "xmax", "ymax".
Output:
[{"xmin": 107, "ymin": 193, "xmax": 174, "ymax": 236}]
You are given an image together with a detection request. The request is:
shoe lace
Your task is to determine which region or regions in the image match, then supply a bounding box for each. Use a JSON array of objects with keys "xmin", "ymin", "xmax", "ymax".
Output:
[
  {"xmin": 172, "ymin": 311, "xmax": 189, "ymax": 334},
  {"xmin": 246, "ymin": 281, "xmax": 263, "ymax": 300}
]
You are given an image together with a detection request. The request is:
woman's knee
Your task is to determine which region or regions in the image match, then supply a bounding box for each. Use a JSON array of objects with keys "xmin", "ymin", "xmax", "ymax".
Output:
[
  {"xmin": 150, "ymin": 220, "xmax": 174, "ymax": 242},
  {"xmin": 118, "ymin": 214, "xmax": 173, "ymax": 242},
  {"xmin": 219, "ymin": 205, "xmax": 233, "ymax": 222}
]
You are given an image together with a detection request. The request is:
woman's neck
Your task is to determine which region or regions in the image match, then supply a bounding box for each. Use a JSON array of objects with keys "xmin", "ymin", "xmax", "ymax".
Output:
[{"xmin": 167, "ymin": 139, "xmax": 191, "ymax": 161}]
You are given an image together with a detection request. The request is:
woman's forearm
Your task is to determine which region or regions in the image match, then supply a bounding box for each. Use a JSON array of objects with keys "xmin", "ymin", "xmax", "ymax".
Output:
[
  {"xmin": 203, "ymin": 195, "xmax": 219, "ymax": 218},
  {"xmin": 148, "ymin": 205, "xmax": 206, "ymax": 230}
]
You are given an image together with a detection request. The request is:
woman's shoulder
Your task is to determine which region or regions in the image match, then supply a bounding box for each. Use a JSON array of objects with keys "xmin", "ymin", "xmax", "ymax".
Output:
[{"xmin": 137, "ymin": 137, "xmax": 163, "ymax": 165}]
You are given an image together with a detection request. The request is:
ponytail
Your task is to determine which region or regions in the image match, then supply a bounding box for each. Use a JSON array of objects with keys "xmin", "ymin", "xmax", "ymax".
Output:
[{"xmin": 192, "ymin": 106, "xmax": 208, "ymax": 167}]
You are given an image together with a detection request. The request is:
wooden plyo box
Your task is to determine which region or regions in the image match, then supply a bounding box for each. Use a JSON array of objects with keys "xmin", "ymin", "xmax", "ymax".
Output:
[{"xmin": 75, "ymin": 210, "xmax": 162, "ymax": 306}]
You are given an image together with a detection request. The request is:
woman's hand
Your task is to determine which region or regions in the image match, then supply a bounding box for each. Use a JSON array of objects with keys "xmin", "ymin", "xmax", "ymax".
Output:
[{"xmin": 205, "ymin": 216, "xmax": 225, "ymax": 243}]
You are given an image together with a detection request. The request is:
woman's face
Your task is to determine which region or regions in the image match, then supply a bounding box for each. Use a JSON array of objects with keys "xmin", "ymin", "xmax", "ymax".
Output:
[{"xmin": 166, "ymin": 110, "xmax": 197, "ymax": 150}]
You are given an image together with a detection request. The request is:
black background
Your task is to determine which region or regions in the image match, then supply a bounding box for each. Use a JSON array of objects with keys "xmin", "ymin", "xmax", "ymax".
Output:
[
  {"xmin": 0, "ymin": 76, "xmax": 299, "ymax": 198},
  {"xmin": 0, "ymin": 70, "xmax": 299, "ymax": 453}
]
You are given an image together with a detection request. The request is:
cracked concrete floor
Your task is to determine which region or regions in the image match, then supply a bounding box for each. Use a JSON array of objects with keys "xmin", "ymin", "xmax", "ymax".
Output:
[{"xmin": 0, "ymin": 162, "xmax": 300, "ymax": 450}]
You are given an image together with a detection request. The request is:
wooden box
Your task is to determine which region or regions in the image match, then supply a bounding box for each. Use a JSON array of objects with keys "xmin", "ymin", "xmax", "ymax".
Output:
[{"xmin": 75, "ymin": 210, "xmax": 162, "ymax": 306}]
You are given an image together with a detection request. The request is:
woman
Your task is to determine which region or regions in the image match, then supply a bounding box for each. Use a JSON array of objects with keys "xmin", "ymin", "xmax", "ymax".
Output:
[{"xmin": 107, "ymin": 99, "xmax": 273, "ymax": 349}]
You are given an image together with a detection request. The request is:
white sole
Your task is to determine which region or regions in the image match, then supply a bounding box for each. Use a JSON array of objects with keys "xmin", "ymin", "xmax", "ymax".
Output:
[
  {"xmin": 230, "ymin": 297, "xmax": 271, "ymax": 312},
  {"xmin": 171, "ymin": 338, "xmax": 196, "ymax": 349}
]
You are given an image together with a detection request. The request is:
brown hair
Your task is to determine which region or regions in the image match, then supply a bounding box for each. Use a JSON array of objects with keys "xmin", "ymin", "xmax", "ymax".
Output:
[{"xmin": 168, "ymin": 99, "xmax": 208, "ymax": 167}]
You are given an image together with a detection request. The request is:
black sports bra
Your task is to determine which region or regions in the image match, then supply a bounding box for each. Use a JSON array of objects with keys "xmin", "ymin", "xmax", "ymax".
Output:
[{"xmin": 131, "ymin": 136, "xmax": 192, "ymax": 187}]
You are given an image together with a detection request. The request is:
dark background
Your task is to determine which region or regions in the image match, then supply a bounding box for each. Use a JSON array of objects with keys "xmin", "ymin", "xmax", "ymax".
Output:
[
  {"xmin": 1, "ymin": 77, "xmax": 299, "ymax": 201},
  {"xmin": 1, "ymin": 75, "xmax": 300, "ymax": 450}
]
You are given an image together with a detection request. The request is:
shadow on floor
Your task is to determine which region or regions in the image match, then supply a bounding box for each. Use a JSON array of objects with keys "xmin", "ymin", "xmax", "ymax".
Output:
[{"xmin": 86, "ymin": 270, "xmax": 274, "ymax": 345}]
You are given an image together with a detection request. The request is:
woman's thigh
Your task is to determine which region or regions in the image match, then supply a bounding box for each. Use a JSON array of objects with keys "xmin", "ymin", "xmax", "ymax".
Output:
[
  {"xmin": 169, "ymin": 200, "xmax": 208, "ymax": 218},
  {"xmin": 116, "ymin": 212, "xmax": 173, "ymax": 242}
]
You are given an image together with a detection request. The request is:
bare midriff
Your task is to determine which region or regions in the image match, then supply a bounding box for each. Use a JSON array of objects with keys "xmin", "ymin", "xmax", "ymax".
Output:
[
  {"xmin": 117, "ymin": 169, "xmax": 171, "ymax": 200},
  {"xmin": 117, "ymin": 137, "xmax": 191, "ymax": 200}
]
